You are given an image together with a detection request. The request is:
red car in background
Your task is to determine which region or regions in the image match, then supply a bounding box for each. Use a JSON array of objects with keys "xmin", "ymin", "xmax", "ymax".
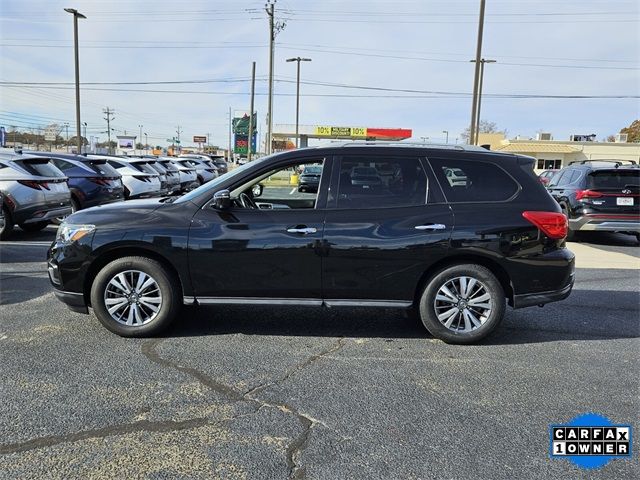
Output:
[{"xmin": 538, "ymin": 170, "xmax": 558, "ymax": 185}]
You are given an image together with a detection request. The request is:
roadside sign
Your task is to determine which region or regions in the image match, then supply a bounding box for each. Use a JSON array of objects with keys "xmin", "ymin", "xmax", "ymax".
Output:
[
  {"xmin": 193, "ymin": 135, "xmax": 207, "ymax": 143},
  {"xmin": 44, "ymin": 124, "xmax": 59, "ymax": 142}
]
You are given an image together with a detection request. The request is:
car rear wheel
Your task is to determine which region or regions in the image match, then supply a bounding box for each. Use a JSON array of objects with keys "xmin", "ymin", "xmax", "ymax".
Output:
[
  {"xmin": 19, "ymin": 221, "xmax": 49, "ymax": 232},
  {"xmin": 418, "ymin": 264, "xmax": 505, "ymax": 344},
  {"xmin": 90, "ymin": 256, "xmax": 181, "ymax": 337},
  {"xmin": 0, "ymin": 205, "xmax": 14, "ymax": 240}
]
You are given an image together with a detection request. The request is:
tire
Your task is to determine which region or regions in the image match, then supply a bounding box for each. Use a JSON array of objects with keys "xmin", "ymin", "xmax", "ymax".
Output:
[
  {"xmin": 418, "ymin": 264, "xmax": 506, "ymax": 344},
  {"xmin": 19, "ymin": 221, "xmax": 49, "ymax": 232},
  {"xmin": 0, "ymin": 205, "xmax": 14, "ymax": 240},
  {"xmin": 54, "ymin": 197, "xmax": 79, "ymax": 225},
  {"xmin": 90, "ymin": 256, "xmax": 181, "ymax": 337}
]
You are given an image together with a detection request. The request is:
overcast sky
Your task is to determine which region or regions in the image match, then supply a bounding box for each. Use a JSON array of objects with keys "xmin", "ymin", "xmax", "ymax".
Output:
[{"xmin": 1, "ymin": 0, "xmax": 638, "ymax": 149}]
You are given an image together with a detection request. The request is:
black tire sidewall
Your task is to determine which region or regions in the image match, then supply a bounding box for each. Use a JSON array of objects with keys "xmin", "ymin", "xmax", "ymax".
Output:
[
  {"xmin": 0, "ymin": 205, "xmax": 14, "ymax": 240},
  {"xmin": 419, "ymin": 264, "xmax": 505, "ymax": 344},
  {"xmin": 90, "ymin": 256, "xmax": 180, "ymax": 337}
]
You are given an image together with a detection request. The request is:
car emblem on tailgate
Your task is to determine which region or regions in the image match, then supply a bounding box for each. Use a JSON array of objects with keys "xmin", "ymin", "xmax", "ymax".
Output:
[{"xmin": 622, "ymin": 189, "xmax": 632, "ymax": 194}]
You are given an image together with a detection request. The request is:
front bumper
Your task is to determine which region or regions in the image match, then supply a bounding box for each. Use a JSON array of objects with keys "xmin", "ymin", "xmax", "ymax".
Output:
[
  {"xmin": 513, "ymin": 272, "xmax": 575, "ymax": 308},
  {"xmin": 570, "ymin": 214, "xmax": 640, "ymax": 233},
  {"xmin": 52, "ymin": 288, "xmax": 88, "ymax": 314}
]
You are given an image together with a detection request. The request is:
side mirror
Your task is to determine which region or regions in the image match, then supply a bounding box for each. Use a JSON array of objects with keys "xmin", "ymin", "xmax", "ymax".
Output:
[
  {"xmin": 251, "ymin": 183, "xmax": 263, "ymax": 197},
  {"xmin": 212, "ymin": 190, "xmax": 231, "ymax": 210}
]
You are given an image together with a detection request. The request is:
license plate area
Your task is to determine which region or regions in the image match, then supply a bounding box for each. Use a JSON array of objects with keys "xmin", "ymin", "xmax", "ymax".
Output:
[{"xmin": 616, "ymin": 197, "xmax": 634, "ymax": 206}]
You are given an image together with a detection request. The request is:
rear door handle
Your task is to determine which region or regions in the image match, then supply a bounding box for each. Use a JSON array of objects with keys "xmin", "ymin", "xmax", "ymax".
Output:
[
  {"xmin": 415, "ymin": 224, "xmax": 447, "ymax": 231},
  {"xmin": 286, "ymin": 226, "xmax": 317, "ymax": 234}
]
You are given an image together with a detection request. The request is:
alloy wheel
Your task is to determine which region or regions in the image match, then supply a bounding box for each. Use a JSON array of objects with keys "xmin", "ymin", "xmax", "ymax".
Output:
[
  {"xmin": 103, "ymin": 270, "xmax": 163, "ymax": 326},
  {"xmin": 433, "ymin": 276, "xmax": 492, "ymax": 333}
]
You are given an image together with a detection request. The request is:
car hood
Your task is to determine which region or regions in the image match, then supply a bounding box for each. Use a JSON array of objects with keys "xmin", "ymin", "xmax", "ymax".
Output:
[{"xmin": 64, "ymin": 198, "xmax": 168, "ymax": 225}]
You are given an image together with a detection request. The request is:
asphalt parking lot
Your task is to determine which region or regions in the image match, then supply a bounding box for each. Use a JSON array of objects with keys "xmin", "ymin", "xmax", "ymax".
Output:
[{"xmin": 1, "ymin": 228, "xmax": 638, "ymax": 479}]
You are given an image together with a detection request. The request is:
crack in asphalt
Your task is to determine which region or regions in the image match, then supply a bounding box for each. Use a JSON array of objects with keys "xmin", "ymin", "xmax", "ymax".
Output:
[
  {"xmin": 0, "ymin": 418, "xmax": 209, "ymax": 454},
  {"xmin": 0, "ymin": 336, "xmax": 348, "ymax": 478}
]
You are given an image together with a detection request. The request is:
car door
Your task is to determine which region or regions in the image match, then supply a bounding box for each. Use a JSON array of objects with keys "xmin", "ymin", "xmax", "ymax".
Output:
[
  {"xmin": 322, "ymin": 153, "xmax": 453, "ymax": 305},
  {"xmin": 187, "ymin": 156, "xmax": 331, "ymax": 302}
]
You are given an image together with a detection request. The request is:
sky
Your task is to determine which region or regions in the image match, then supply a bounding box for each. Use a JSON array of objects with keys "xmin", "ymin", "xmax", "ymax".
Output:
[{"xmin": 0, "ymin": 0, "xmax": 638, "ymax": 150}]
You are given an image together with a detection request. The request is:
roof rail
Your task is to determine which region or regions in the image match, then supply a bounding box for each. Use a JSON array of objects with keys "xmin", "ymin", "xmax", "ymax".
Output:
[
  {"xmin": 569, "ymin": 159, "xmax": 637, "ymax": 167},
  {"xmin": 331, "ymin": 140, "xmax": 489, "ymax": 152}
]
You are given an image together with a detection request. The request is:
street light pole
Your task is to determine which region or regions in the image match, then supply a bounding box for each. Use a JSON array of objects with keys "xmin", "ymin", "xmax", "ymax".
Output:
[
  {"xmin": 138, "ymin": 124, "xmax": 143, "ymax": 155},
  {"xmin": 442, "ymin": 130, "xmax": 449, "ymax": 144},
  {"xmin": 286, "ymin": 57, "xmax": 311, "ymax": 148},
  {"xmin": 469, "ymin": 0, "xmax": 486, "ymax": 145},
  {"xmin": 144, "ymin": 133, "xmax": 148, "ymax": 153},
  {"xmin": 64, "ymin": 122, "xmax": 69, "ymax": 152},
  {"xmin": 82, "ymin": 122, "xmax": 87, "ymax": 152},
  {"xmin": 248, "ymin": 61, "xmax": 256, "ymax": 161},
  {"xmin": 64, "ymin": 8, "xmax": 86, "ymax": 154}
]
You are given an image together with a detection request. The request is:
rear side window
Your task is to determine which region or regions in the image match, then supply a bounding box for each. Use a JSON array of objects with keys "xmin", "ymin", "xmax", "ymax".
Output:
[
  {"xmin": 556, "ymin": 170, "xmax": 575, "ymax": 187},
  {"xmin": 429, "ymin": 157, "xmax": 519, "ymax": 203},
  {"xmin": 588, "ymin": 170, "xmax": 640, "ymax": 189},
  {"xmin": 51, "ymin": 159, "xmax": 76, "ymax": 172},
  {"xmin": 13, "ymin": 159, "xmax": 65, "ymax": 178},
  {"xmin": 336, "ymin": 156, "xmax": 430, "ymax": 209}
]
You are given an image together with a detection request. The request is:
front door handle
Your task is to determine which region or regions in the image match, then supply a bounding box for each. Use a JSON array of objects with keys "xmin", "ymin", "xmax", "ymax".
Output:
[
  {"xmin": 415, "ymin": 224, "xmax": 447, "ymax": 231},
  {"xmin": 286, "ymin": 226, "xmax": 317, "ymax": 234}
]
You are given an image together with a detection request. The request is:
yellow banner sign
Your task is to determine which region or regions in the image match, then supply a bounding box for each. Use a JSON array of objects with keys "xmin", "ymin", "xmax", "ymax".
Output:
[{"xmin": 314, "ymin": 126, "xmax": 368, "ymax": 137}]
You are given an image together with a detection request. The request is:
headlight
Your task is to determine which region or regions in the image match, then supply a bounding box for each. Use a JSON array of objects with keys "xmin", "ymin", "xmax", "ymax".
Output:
[{"xmin": 56, "ymin": 223, "xmax": 95, "ymax": 243}]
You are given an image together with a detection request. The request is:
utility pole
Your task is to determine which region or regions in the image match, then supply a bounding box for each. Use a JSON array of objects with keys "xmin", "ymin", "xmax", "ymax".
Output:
[
  {"xmin": 265, "ymin": 0, "xmax": 285, "ymax": 155},
  {"xmin": 82, "ymin": 122, "xmax": 87, "ymax": 152},
  {"xmin": 103, "ymin": 107, "xmax": 115, "ymax": 154},
  {"xmin": 138, "ymin": 124, "xmax": 143, "ymax": 155},
  {"xmin": 175, "ymin": 125, "xmax": 181, "ymax": 154},
  {"xmin": 228, "ymin": 107, "xmax": 232, "ymax": 163},
  {"xmin": 469, "ymin": 0, "xmax": 486, "ymax": 145},
  {"xmin": 248, "ymin": 61, "xmax": 256, "ymax": 161},
  {"xmin": 64, "ymin": 8, "xmax": 86, "ymax": 154},
  {"xmin": 64, "ymin": 122, "xmax": 69, "ymax": 152},
  {"xmin": 470, "ymin": 58, "xmax": 496, "ymax": 145},
  {"xmin": 144, "ymin": 133, "xmax": 148, "ymax": 153},
  {"xmin": 286, "ymin": 57, "xmax": 312, "ymax": 148}
]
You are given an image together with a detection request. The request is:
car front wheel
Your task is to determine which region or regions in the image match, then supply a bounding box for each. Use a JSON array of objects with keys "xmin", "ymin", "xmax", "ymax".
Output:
[
  {"xmin": 90, "ymin": 256, "xmax": 180, "ymax": 337},
  {"xmin": 418, "ymin": 264, "xmax": 505, "ymax": 344}
]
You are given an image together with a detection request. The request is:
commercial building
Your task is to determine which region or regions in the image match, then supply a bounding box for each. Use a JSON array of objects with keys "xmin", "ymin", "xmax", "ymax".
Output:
[{"xmin": 479, "ymin": 133, "xmax": 640, "ymax": 171}]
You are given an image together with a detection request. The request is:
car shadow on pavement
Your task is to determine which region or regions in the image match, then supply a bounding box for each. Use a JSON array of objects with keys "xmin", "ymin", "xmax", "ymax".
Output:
[
  {"xmin": 0, "ymin": 273, "xmax": 51, "ymax": 305},
  {"xmin": 167, "ymin": 288, "xmax": 639, "ymax": 345}
]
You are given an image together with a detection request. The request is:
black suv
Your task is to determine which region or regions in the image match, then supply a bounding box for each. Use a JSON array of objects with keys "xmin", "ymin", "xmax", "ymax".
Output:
[
  {"xmin": 48, "ymin": 144, "xmax": 574, "ymax": 344},
  {"xmin": 546, "ymin": 160, "xmax": 640, "ymax": 241}
]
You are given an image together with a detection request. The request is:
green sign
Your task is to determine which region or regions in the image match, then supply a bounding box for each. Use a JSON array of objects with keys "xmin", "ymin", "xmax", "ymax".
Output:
[{"xmin": 232, "ymin": 113, "xmax": 258, "ymax": 136}]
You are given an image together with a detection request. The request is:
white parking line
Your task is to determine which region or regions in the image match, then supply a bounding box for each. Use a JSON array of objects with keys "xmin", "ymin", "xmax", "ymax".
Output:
[
  {"xmin": 289, "ymin": 187, "xmax": 297, "ymax": 195},
  {"xmin": 0, "ymin": 241, "xmax": 52, "ymax": 246}
]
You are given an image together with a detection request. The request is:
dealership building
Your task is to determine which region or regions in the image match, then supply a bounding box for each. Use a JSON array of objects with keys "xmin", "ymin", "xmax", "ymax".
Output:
[{"xmin": 478, "ymin": 133, "xmax": 640, "ymax": 171}]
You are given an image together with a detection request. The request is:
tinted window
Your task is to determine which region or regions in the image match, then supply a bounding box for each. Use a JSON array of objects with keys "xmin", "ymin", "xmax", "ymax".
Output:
[
  {"xmin": 588, "ymin": 170, "xmax": 640, "ymax": 189},
  {"xmin": 429, "ymin": 158, "xmax": 519, "ymax": 202},
  {"xmin": 556, "ymin": 170, "xmax": 575, "ymax": 186},
  {"xmin": 13, "ymin": 159, "xmax": 65, "ymax": 178},
  {"xmin": 108, "ymin": 160, "xmax": 126, "ymax": 170},
  {"xmin": 52, "ymin": 159, "xmax": 76, "ymax": 171},
  {"xmin": 336, "ymin": 156, "xmax": 428, "ymax": 209},
  {"xmin": 87, "ymin": 160, "xmax": 120, "ymax": 177}
]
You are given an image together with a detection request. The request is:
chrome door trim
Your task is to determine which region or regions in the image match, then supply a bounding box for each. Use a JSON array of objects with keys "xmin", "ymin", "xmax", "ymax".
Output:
[
  {"xmin": 185, "ymin": 296, "xmax": 412, "ymax": 308},
  {"xmin": 324, "ymin": 299, "xmax": 412, "ymax": 308}
]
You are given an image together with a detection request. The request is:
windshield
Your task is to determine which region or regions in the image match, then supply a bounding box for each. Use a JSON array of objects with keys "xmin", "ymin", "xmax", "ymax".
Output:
[{"xmin": 176, "ymin": 156, "xmax": 272, "ymax": 204}]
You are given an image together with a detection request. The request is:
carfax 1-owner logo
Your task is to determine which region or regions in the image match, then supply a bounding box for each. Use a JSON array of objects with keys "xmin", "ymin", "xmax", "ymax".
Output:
[{"xmin": 550, "ymin": 413, "xmax": 633, "ymax": 469}]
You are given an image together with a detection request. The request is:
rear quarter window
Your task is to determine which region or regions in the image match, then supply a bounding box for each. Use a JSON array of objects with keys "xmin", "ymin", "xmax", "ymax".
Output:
[
  {"xmin": 86, "ymin": 161, "xmax": 120, "ymax": 176},
  {"xmin": 429, "ymin": 157, "xmax": 519, "ymax": 203}
]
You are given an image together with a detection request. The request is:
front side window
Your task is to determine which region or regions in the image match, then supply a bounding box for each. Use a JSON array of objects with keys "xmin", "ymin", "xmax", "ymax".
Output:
[
  {"xmin": 336, "ymin": 156, "xmax": 428, "ymax": 209},
  {"xmin": 231, "ymin": 159, "xmax": 325, "ymax": 210},
  {"xmin": 429, "ymin": 157, "xmax": 519, "ymax": 202}
]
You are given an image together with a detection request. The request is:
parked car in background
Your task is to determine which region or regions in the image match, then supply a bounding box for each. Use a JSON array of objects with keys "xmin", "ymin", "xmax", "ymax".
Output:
[
  {"xmin": 29, "ymin": 152, "xmax": 124, "ymax": 220},
  {"xmin": 88, "ymin": 155, "xmax": 162, "ymax": 199},
  {"xmin": 176, "ymin": 157, "xmax": 217, "ymax": 185},
  {"xmin": 350, "ymin": 166, "xmax": 382, "ymax": 187},
  {"xmin": 48, "ymin": 143, "xmax": 574, "ymax": 344},
  {"xmin": 0, "ymin": 152, "xmax": 71, "ymax": 239},
  {"xmin": 538, "ymin": 169, "xmax": 558, "ymax": 186},
  {"xmin": 205, "ymin": 155, "xmax": 228, "ymax": 175},
  {"xmin": 148, "ymin": 158, "xmax": 181, "ymax": 194},
  {"xmin": 164, "ymin": 157, "xmax": 198, "ymax": 192},
  {"xmin": 125, "ymin": 158, "xmax": 170, "ymax": 196},
  {"xmin": 298, "ymin": 164, "xmax": 322, "ymax": 193},
  {"xmin": 546, "ymin": 160, "xmax": 640, "ymax": 241}
]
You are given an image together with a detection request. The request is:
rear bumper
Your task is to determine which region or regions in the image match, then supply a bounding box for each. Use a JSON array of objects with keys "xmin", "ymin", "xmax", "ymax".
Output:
[
  {"xmin": 19, "ymin": 205, "xmax": 72, "ymax": 224},
  {"xmin": 570, "ymin": 214, "xmax": 640, "ymax": 233},
  {"xmin": 52, "ymin": 288, "xmax": 89, "ymax": 314},
  {"xmin": 513, "ymin": 273, "xmax": 575, "ymax": 308}
]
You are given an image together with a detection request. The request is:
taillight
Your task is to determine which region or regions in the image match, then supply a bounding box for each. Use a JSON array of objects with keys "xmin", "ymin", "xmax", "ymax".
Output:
[
  {"xmin": 18, "ymin": 180, "xmax": 49, "ymax": 190},
  {"xmin": 522, "ymin": 211, "xmax": 568, "ymax": 239},
  {"xmin": 575, "ymin": 189, "xmax": 603, "ymax": 201},
  {"xmin": 88, "ymin": 177, "xmax": 111, "ymax": 186}
]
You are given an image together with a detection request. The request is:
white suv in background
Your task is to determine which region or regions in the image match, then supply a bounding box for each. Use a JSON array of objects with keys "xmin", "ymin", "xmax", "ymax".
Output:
[{"xmin": 88, "ymin": 155, "xmax": 162, "ymax": 199}]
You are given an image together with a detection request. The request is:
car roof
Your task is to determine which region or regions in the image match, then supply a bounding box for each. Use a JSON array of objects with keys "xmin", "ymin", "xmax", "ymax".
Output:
[{"xmin": 0, "ymin": 151, "xmax": 59, "ymax": 162}]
